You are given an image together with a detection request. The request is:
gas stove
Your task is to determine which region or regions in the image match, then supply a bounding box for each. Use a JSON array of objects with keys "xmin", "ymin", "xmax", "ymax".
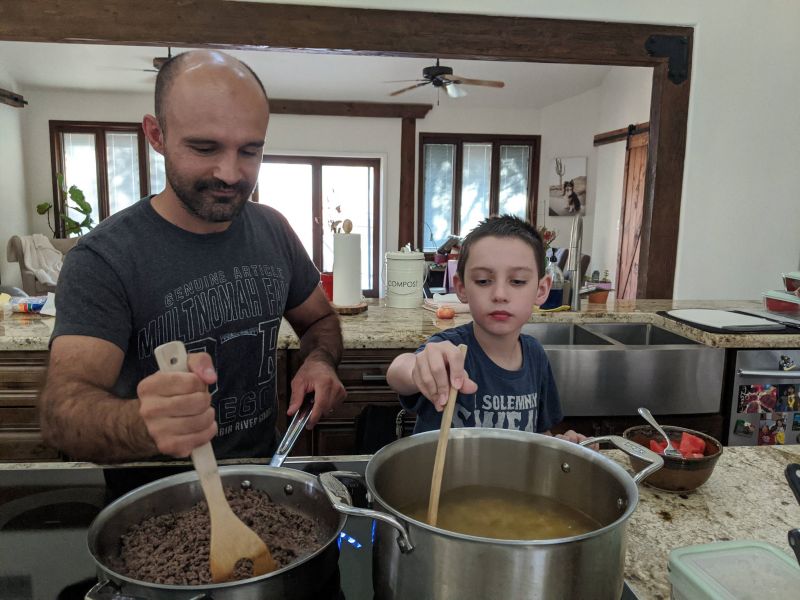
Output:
[{"xmin": 0, "ymin": 458, "xmax": 640, "ymax": 600}]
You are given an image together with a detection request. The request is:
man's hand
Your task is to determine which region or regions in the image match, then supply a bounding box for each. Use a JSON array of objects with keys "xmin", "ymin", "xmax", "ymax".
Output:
[
  {"xmin": 136, "ymin": 352, "xmax": 218, "ymax": 457},
  {"xmin": 288, "ymin": 355, "xmax": 347, "ymax": 428},
  {"xmin": 412, "ymin": 341, "xmax": 478, "ymax": 412},
  {"xmin": 554, "ymin": 429, "xmax": 600, "ymax": 451}
]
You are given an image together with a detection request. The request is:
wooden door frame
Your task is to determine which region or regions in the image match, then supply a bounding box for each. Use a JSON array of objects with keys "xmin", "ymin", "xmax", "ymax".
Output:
[{"xmin": 0, "ymin": 1, "xmax": 693, "ymax": 298}]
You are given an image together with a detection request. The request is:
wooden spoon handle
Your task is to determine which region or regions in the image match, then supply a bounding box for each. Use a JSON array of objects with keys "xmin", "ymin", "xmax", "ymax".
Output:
[
  {"xmin": 427, "ymin": 343, "xmax": 468, "ymax": 527},
  {"xmin": 153, "ymin": 342, "xmax": 226, "ymax": 516}
]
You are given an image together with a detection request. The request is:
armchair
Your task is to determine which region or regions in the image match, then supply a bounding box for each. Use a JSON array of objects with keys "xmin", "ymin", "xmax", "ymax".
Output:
[{"xmin": 6, "ymin": 235, "xmax": 79, "ymax": 295}]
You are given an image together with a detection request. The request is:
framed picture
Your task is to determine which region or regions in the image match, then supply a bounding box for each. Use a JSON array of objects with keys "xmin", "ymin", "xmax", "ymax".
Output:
[{"xmin": 548, "ymin": 156, "xmax": 587, "ymax": 217}]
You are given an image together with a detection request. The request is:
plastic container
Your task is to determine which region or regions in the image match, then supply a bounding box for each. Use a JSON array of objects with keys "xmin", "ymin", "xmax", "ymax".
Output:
[
  {"xmin": 763, "ymin": 290, "xmax": 800, "ymax": 314},
  {"xmin": 668, "ymin": 540, "xmax": 800, "ymax": 600},
  {"xmin": 541, "ymin": 251, "xmax": 564, "ymax": 309},
  {"xmin": 783, "ymin": 271, "xmax": 800, "ymax": 292}
]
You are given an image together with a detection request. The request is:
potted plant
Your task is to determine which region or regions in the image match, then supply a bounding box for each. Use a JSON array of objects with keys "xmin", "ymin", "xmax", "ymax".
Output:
[{"xmin": 37, "ymin": 173, "xmax": 94, "ymax": 237}]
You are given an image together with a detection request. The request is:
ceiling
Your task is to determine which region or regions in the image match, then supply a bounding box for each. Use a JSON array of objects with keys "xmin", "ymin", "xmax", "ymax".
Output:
[{"xmin": 0, "ymin": 41, "xmax": 616, "ymax": 110}]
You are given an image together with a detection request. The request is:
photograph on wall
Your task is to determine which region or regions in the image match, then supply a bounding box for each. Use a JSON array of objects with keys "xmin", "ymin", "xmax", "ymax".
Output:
[{"xmin": 548, "ymin": 156, "xmax": 587, "ymax": 216}]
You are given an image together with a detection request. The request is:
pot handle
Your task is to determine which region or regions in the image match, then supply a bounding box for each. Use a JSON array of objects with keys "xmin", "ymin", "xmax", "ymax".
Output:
[
  {"xmin": 319, "ymin": 470, "xmax": 414, "ymax": 553},
  {"xmin": 580, "ymin": 435, "xmax": 664, "ymax": 485}
]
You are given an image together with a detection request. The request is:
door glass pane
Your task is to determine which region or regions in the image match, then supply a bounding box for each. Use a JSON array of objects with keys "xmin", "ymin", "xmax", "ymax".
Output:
[
  {"xmin": 322, "ymin": 164, "xmax": 375, "ymax": 290},
  {"xmin": 422, "ymin": 144, "xmax": 455, "ymax": 252},
  {"xmin": 61, "ymin": 132, "xmax": 100, "ymax": 235},
  {"xmin": 460, "ymin": 143, "xmax": 492, "ymax": 236},
  {"xmin": 257, "ymin": 163, "xmax": 314, "ymax": 260},
  {"xmin": 106, "ymin": 132, "xmax": 141, "ymax": 215},
  {"xmin": 148, "ymin": 146, "xmax": 166, "ymax": 194},
  {"xmin": 498, "ymin": 145, "xmax": 530, "ymax": 219}
]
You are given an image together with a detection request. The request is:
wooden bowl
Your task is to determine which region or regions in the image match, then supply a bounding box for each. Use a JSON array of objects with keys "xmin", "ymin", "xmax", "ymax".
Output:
[{"xmin": 622, "ymin": 425, "xmax": 723, "ymax": 493}]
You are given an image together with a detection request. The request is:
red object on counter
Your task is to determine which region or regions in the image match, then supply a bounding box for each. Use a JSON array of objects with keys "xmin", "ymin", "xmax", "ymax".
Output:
[{"xmin": 320, "ymin": 272, "xmax": 333, "ymax": 302}]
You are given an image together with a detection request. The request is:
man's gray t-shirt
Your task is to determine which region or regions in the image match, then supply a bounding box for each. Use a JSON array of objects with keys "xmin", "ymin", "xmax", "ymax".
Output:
[{"xmin": 52, "ymin": 197, "xmax": 319, "ymax": 459}]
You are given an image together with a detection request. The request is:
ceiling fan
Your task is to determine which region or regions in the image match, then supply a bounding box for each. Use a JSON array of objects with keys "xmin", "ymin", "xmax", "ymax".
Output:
[{"xmin": 388, "ymin": 59, "xmax": 505, "ymax": 99}]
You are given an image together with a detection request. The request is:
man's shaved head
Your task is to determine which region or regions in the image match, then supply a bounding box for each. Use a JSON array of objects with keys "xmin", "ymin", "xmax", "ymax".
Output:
[{"xmin": 154, "ymin": 49, "xmax": 269, "ymax": 132}]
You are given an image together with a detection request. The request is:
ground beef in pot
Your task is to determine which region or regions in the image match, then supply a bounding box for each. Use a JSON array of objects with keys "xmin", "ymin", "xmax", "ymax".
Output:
[{"xmin": 108, "ymin": 487, "xmax": 321, "ymax": 585}]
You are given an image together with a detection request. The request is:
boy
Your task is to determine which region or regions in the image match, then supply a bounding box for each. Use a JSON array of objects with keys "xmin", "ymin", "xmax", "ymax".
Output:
[{"xmin": 387, "ymin": 215, "xmax": 584, "ymax": 443}]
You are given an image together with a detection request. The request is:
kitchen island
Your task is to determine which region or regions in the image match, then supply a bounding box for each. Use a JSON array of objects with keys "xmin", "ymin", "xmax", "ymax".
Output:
[{"xmin": 1, "ymin": 444, "xmax": 798, "ymax": 599}]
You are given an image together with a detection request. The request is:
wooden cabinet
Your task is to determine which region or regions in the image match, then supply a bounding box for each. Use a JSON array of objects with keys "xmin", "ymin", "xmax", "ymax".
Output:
[
  {"xmin": 0, "ymin": 351, "xmax": 60, "ymax": 461},
  {"xmin": 284, "ymin": 348, "xmax": 415, "ymax": 457}
]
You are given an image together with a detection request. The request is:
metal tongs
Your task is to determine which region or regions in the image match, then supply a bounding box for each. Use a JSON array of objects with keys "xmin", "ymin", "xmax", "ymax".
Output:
[{"xmin": 270, "ymin": 393, "xmax": 314, "ymax": 468}]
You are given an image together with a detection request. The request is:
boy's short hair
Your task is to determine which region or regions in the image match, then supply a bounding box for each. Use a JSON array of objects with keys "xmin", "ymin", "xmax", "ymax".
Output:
[{"xmin": 456, "ymin": 215, "xmax": 546, "ymax": 280}]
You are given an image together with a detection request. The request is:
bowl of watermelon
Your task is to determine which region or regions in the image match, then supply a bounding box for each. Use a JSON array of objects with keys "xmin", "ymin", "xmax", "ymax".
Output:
[{"xmin": 622, "ymin": 425, "xmax": 723, "ymax": 492}]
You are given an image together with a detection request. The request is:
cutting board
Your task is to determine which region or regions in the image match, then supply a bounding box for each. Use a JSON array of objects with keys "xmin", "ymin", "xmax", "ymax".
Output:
[{"xmin": 666, "ymin": 309, "xmax": 786, "ymax": 332}]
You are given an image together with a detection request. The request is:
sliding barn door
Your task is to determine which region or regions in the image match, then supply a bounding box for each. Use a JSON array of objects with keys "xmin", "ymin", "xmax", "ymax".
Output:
[{"xmin": 616, "ymin": 131, "xmax": 649, "ymax": 299}]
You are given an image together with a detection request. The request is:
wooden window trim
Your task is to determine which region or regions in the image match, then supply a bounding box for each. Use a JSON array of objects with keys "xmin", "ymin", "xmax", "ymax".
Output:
[
  {"xmin": 257, "ymin": 155, "xmax": 381, "ymax": 297},
  {"xmin": 49, "ymin": 120, "xmax": 150, "ymax": 237},
  {"xmin": 417, "ymin": 133, "xmax": 540, "ymax": 252}
]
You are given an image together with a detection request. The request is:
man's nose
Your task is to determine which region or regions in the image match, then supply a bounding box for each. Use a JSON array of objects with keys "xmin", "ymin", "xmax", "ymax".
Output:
[{"xmin": 213, "ymin": 152, "xmax": 242, "ymax": 185}]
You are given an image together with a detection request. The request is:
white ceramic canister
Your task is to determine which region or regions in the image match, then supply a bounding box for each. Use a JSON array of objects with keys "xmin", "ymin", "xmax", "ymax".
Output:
[{"xmin": 385, "ymin": 249, "xmax": 426, "ymax": 308}]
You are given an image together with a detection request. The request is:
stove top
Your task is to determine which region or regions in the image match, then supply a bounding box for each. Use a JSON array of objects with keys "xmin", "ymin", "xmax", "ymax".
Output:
[{"xmin": 0, "ymin": 459, "xmax": 640, "ymax": 600}]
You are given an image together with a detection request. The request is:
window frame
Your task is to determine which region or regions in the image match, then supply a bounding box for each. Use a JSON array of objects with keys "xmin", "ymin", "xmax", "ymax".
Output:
[
  {"xmin": 254, "ymin": 154, "xmax": 381, "ymax": 298},
  {"xmin": 417, "ymin": 132, "xmax": 541, "ymax": 252},
  {"xmin": 49, "ymin": 120, "xmax": 153, "ymax": 237}
]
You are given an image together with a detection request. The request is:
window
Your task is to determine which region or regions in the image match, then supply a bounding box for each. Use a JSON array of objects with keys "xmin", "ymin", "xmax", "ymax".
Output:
[
  {"xmin": 255, "ymin": 156, "xmax": 381, "ymax": 297},
  {"xmin": 418, "ymin": 133, "xmax": 540, "ymax": 252},
  {"xmin": 50, "ymin": 121, "xmax": 165, "ymax": 236}
]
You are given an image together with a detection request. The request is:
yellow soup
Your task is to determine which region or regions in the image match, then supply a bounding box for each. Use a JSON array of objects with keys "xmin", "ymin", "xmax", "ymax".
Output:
[{"xmin": 401, "ymin": 485, "xmax": 601, "ymax": 540}]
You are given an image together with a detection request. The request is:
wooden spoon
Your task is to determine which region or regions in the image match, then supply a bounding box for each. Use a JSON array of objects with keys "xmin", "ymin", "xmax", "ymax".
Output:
[
  {"xmin": 427, "ymin": 343, "xmax": 468, "ymax": 527},
  {"xmin": 154, "ymin": 341, "xmax": 278, "ymax": 582}
]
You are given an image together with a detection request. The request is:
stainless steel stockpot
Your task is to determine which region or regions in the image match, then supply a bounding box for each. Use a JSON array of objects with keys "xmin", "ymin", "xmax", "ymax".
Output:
[
  {"xmin": 320, "ymin": 428, "xmax": 662, "ymax": 600},
  {"xmin": 86, "ymin": 466, "xmax": 345, "ymax": 600}
]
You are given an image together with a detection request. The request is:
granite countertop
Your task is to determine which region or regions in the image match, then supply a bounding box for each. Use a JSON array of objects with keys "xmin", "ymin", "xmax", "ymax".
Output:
[
  {"xmin": 2, "ymin": 445, "xmax": 799, "ymax": 599},
  {"xmin": 4, "ymin": 298, "xmax": 799, "ymax": 351}
]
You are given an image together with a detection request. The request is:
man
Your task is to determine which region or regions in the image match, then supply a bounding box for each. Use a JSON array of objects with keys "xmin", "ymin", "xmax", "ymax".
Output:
[{"xmin": 39, "ymin": 50, "xmax": 346, "ymax": 463}]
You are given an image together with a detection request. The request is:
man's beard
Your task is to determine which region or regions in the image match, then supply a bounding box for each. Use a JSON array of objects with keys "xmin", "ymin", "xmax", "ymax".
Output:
[{"xmin": 166, "ymin": 163, "xmax": 254, "ymax": 223}]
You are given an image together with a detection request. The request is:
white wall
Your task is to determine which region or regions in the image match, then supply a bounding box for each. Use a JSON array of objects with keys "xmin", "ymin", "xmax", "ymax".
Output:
[
  {"xmin": 268, "ymin": 0, "xmax": 800, "ymax": 300},
  {"xmin": 0, "ymin": 67, "xmax": 29, "ymax": 289}
]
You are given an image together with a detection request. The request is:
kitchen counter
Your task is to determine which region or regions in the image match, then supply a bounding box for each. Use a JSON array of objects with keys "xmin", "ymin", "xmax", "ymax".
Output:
[
  {"xmin": 2, "ymin": 299, "xmax": 800, "ymax": 351},
  {"xmin": 1, "ymin": 445, "xmax": 798, "ymax": 599}
]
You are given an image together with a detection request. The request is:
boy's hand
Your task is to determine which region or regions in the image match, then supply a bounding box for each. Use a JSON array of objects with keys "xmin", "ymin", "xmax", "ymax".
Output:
[{"xmin": 412, "ymin": 341, "xmax": 478, "ymax": 412}]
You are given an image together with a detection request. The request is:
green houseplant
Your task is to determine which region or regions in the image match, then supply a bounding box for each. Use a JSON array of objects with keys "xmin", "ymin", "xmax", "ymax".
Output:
[{"xmin": 37, "ymin": 173, "xmax": 94, "ymax": 236}]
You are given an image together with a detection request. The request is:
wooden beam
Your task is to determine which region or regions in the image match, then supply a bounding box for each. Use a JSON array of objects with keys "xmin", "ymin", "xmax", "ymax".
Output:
[
  {"xmin": 593, "ymin": 122, "xmax": 650, "ymax": 146},
  {"xmin": 398, "ymin": 117, "xmax": 416, "ymax": 249},
  {"xmin": 0, "ymin": 88, "xmax": 27, "ymax": 108},
  {"xmin": 269, "ymin": 99, "xmax": 431, "ymax": 119},
  {"xmin": 0, "ymin": 1, "xmax": 691, "ymax": 66}
]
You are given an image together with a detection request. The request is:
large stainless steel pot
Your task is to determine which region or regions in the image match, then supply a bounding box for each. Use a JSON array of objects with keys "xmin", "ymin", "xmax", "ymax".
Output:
[
  {"xmin": 320, "ymin": 428, "xmax": 662, "ymax": 600},
  {"xmin": 86, "ymin": 466, "xmax": 345, "ymax": 600}
]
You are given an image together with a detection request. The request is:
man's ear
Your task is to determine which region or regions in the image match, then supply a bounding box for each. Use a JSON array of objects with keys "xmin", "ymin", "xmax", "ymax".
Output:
[
  {"xmin": 453, "ymin": 273, "xmax": 468, "ymax": 303},
  {"xmin": 142, "ymin": 114, "xmax": 165, "ymax": 155}
]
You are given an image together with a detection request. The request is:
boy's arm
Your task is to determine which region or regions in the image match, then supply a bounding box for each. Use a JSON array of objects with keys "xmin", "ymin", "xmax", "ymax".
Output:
[{"xmin": 386, "ymin": 352, "xmax": 420, "ymax": 396}]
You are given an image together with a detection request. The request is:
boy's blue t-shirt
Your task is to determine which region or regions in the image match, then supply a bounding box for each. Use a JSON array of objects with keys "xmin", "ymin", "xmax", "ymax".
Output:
[{"xmin": 399, "ymin": 322, "xmax": 563, "ymax": 434}]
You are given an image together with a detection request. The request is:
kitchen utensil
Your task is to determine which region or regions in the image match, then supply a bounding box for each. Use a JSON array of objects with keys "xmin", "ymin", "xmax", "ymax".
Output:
[
  {"xmin": 666, "ymin": 308, "xmax": 785, "ymax": 331},
  {"xmin": 270, "ymin": 393, "xmax": 314, "ymax": 468},
  {"xmin": 154, "ymin": 341, "xmax": 277, "ymax": 581},
  {"xmin": 785, "ymin": 463, "xmax": 800, "ymax": 565},
  {"xmin": 427, "ymin": 343, "xmax": 467, "ymax": 526},
  {"xmin": 623, "ymin": 425, "xmax": 722, "ymax": 493},
  {"xmin": 320, "ymin": 428, "xmax": 663, "ymax": 600},
  {"xmin": 86, "ymin": 466, "xmax": 346, "ymax": 599},
  {"xmin": 637, "ymin": 407, "xmax": 683, "ymax": 458}
]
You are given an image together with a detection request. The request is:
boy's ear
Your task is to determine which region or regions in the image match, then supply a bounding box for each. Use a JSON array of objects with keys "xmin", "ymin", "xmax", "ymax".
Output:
[
  {"xmin": 453, "ymin": 273, "xmax": 468, "ymax": 303},
  {"xmin": 535, "ymin": 273, "xmax": 552, "ymax": 307}
]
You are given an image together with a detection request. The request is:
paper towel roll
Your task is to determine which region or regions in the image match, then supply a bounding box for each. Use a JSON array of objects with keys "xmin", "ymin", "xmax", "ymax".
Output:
[{"xmin": 333, "ymin": 233, "xmax": 362, "ymax": 306}]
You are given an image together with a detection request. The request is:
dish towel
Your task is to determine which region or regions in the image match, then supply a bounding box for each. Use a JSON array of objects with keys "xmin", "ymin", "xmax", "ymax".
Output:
[{"xmin": 20, "ymin": 234, "xmax": 64, "ymax": 286}]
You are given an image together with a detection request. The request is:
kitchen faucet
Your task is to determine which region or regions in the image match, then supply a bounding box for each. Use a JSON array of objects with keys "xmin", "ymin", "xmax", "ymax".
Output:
[{"xmin": 565, "ymin": 214, "xmax": 583, "ymax": 311}]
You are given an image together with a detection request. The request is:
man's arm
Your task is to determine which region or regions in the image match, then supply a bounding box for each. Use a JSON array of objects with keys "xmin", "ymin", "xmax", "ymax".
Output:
[
  {"xmin": 39, "ymin": 335, "xmax": 218, "ymax": 463},
  {"xmin": 283, "ymin": 287, "xmax": 346, "ymax": 427}
]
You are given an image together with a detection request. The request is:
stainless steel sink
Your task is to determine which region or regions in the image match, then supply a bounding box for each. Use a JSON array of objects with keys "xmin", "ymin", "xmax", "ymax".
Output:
[
  {"xmin": 581, "ymin": 323, "xmax": 697, "ymax": 346},
  {"xmin": 521, "ymin": 321, "xmax": 724, "ymax": 417}
]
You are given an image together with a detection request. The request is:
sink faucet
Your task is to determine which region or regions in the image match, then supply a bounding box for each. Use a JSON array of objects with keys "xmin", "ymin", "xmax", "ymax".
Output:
[{"xmin": 565, "ymin": 214, "xmax": 583, "ymax": 311}]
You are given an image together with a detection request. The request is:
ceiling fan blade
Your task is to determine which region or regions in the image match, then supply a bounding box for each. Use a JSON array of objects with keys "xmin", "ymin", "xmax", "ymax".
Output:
[
  {"xmin": 445, "ymin": 83, "xmax": 467, "ymax": 98},
  {"xmin": 389, "ymin": 81, "xmax": 430, "ymax": 96},
  {"xmin": 444, "ymin": 74, "xmax": 505, "ymax": 88},
  {"xmin": 382, "ymin": 79, "xmax": 427, "ymax": 84}
]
